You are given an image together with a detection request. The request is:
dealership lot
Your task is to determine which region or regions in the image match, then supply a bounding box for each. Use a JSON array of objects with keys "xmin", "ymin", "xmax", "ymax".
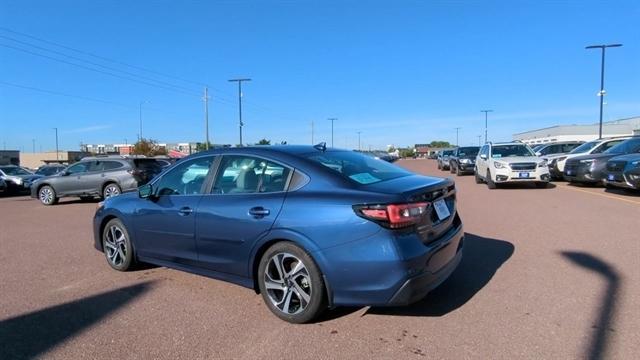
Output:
[{"xmin": 1, "ymin": 159, "xmax": 638, "ymax": 359}]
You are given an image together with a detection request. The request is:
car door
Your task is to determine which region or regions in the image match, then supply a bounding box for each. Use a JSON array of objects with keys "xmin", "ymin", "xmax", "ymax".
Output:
[
  {"xmin": 79, "ymin": 161, "xmax": 106, "ymax": 194},
  {"xmin": 195, "ymin": 155, "xmax": 291, "ymax": 276},
  {"xmin": 56, "ymin": 161, "xmax": 90, "ymax": 195},
  {"xmin": 476, "ymin": 145, "xmax": 488, "ymax": 175},
  {"xmin": 133, "ymin": 155, "xmax": 216, "ymax": 265}
]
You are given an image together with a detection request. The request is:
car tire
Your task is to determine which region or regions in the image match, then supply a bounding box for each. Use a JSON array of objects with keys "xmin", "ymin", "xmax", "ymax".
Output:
[
  {"xmin": 103, "ymin": 183, "xmax": 121, "ymax": 199},
  {"xmin": 475, "ymin": 170, "xmax": 483, "ymax": 184},
  {"xmin": 456, "ymin": 165, "xmax": 463, "ymax": 176},
  {"xmin": 486, "ymin": 170, "xmax": 497, "ymax": 189},
  {"xmin": 437, "ymin": 162, "xmax": 441, "ymax": 170},
  {"xmin": 258, "ymin": 242, "xmax": 327, "ymax": 324},
  {"xmin": 102, "ymin": 218, "xmax": 135, "ymax": 271},
  {"xmin": 38, "ymin": 185, "xmax": 58, "ymax": 205},
  {"xmin": 450, "ymin": 163, "xmax": 455, "ymax": 173},
  {"xmin": 535, "ymin": 182, "xmax": 548, "ymax": 189}
]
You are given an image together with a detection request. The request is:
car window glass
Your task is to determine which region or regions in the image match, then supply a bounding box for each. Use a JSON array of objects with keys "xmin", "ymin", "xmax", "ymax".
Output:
[
  {"xmin": 600, "ymin": 140, "xmax": 626, "ymax": 153},
  {"xmin": 67, "ymin": 162, "xmax": 89, "ymax": 175},
  {"xmin": 87, "ymin": 161, "xmax": 104, "ymax": 172},
  {"xmin": 155, "ymin": 156, "xmax": 214, "ymax": 196},
  {"xmin": 213, "ymin": 155, "xmax": 291, "ymax": 194},
  {"xmin": 103, "ymin": 161, "xmax": 124, "ymax": 170}
]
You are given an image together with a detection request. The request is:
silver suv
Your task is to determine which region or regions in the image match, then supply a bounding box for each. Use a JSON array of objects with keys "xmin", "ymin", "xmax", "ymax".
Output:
[{"xmin": 30, "ymin": 156, "xmax": 165, "ymax": 205}]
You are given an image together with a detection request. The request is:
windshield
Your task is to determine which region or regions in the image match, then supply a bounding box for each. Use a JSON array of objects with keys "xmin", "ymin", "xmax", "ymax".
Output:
[
  {"xmin": 604, "ymin": 138, "xmax": 640, "ymax": 154},
  {"xmin": 532, "ymin": 145, "xmax": 543, "ymax": 151},
  {"xmin": 0, "ymin": 166, "xmax": 32, "ymax": 176},
  {"xmin": 458, "ymin": 147, "xmax": 479, "ymax": 157},
  {"xmin": 491, "ymin": 145, "xmax": 535, "ymax": 158},
  {"xmin": 304, "ymin": 150, "xmax": 411, "ymax": 185},
  {"xmin": 570, "ymin": 140, "xmax": 599, "ymax": 154},
  {"xmin": 442, "ymin": 150, "xmax": 454, "ymax": 156}
]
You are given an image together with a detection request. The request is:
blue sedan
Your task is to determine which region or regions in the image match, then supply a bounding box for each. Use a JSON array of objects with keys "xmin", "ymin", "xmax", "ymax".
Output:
[{"xmin": 93, "ymin": 144, "xmax": 464, "ymax": 323}]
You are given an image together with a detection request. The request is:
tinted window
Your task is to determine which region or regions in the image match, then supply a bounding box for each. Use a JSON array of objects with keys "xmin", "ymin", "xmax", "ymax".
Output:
[
  {"xmin": 491, "ymin": 145, "xmax": 534, "ymax": 158},
  {"xmin": 87, "ymin": 161, "xmax": 103, "ymax": 172},
  {"xmin": 458, "ymin": 147, "xmax": 479, "ymax": 157},
  {"xmin": 103, "ymin": 161, "xmax": 124, "ymax": 170},
  {"xmin": 303, "ymin": 150, "xmax": 410, "ymax": 185},
  {"xmin": 571, "ymin": 141, "xmax": 599, "ymax": 154},
  {"xmin": 605, "ymin": 138, "xmax": 640, "ymax": 154},
  {"xmin": 155, "ymin": 156, "xmax": 214, "ymax": 196},
  {"xmin": 35, "ymin": 166, "xmax": 64, "ymax": 176},
  {"xmin": 213, "ymin": 156, "xmax": 291, "ymax": 194},
  {"xmin": 0, "ymin": 166, "xmax": 32, "ymax": 175},
  {"xmin": 67, "ymin": 162, "xmax": 89, "ymax": 175}
]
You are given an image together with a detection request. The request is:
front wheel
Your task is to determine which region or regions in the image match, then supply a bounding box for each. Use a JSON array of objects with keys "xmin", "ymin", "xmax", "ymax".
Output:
[
  {"xmin": 449, "ymin": 164, "xmax": 455, "ymax": 173},
  {"xmin": 102, "ymin": 218, "xmax": 134, "ymax": 271},
  {"xmin": 258, "ymin": 242, "xmax": 327, "ymax": 323},
  {"xmin": 39, "ymin": 185, "xmax": 58, "ymax": 205},
  {"xmin": 486, "ymin": 170, "xmax": 497, "ymax": 189}
]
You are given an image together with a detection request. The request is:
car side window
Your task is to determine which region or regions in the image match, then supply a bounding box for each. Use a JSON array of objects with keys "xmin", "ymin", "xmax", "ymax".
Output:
[
  {"xmin": 213, "ymin": 155, "xmax": 291, "ymax": 194},
  {"xmin": 67, "ymin": 162, "xmax": 89, "ymax": 175},
  {"xmin": 155, "ymin": 156, "xmax": 215, "ymax": 196},
  {"xmin": 87, "ymin": 161, "xmax": 104, "ymax": 172},
  {"xmin": 594, "ymin": 140, "xmax": 622, "ymax": 153},
  {"xmin": 103, "ymin": 161, "xmax": 124, "ymax": 170}
]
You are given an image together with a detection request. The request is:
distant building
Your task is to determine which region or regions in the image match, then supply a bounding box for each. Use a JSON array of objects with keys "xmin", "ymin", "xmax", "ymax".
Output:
[
  {"xmin": 19, "ymin": 151, "xmax": 90, "ymax": 169},
  {"xmin": 0, "ymin": 150, "xmax": 20, "ymax": 165},
  {"xmin": 513, "ymin": 116, "xmax": 640, "ymax": 145}
]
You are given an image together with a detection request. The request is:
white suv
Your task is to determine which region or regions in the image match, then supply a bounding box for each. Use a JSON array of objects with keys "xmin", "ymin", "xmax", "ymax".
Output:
[{"xmin": 475, "ymin": 142, "xmax": 550, "ymax": 189}]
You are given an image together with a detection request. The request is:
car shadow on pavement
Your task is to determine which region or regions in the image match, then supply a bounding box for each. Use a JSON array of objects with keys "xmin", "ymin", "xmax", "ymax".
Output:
[
  {"xmin": 366, "ymin": 233, "xmax": 514, "ymax": 317},
  {"xmin": 0, "ymin": 282, "xmax": 153, "ymax": 360},
  {"xmin": 496, "ymin": 182, "xmax": 557, "ymax": 190},
  {"xmin": 560, "ymin": 251, "xmax": 621, "ymax": 360},
  {"xmin": 604, "ymin": 187, "xmax": 640, "ymax": 197}
]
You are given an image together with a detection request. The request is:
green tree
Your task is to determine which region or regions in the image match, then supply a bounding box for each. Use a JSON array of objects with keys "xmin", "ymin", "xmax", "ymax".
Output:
[
  {"xmin": 429, "ymin": 141, "xmax": 452, "ymax": 148},
  {"xmin": 195, "ymin": 142, "xmax": 212, "ymax": 152},
  {"xmin": 132, "ymin": 138, "xmax": 167, "ymax": 156},
  {"xmin": 257, "ymin": 138, "xmax": 271, "ymax": 145}
]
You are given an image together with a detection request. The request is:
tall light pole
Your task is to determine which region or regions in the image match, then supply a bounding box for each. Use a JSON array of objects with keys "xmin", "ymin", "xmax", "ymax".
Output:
[
  {"xmin": 228, "ymin": 78, "xmax": 251, "ymax": 146},
  {"xmin": 203, "ymin": 87, "xmax": 210, "ymax": 149},
  {"xmin": 357, "ymin": 131, "xmax": 362, "ymax": 151},
  {"xmin": 327, "ymin": 118, "xmax": 337, "ymax": 147},
  {"xmin": 139, "ymin": 100, "xmax": 148, "ymax": 141},
  {"xmin": 454, "ymin": 127, "xmax": 461, "ymax": 147},
  {"xmin": 53, "ymin": 127, "xmax": 59, "ymax": 160},
  {"xmin": 586, "ymin": 44, "xmax": 622, "ymax": 139},
  {"xmin": 481, "ymin": 110, "xmax": 493, "ymax": 143}
]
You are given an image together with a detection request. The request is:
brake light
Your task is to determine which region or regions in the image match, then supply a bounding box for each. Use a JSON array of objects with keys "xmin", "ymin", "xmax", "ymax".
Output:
[{"xmin": 355, "ymin": 202, "xmax": 429, "ymax": 229}]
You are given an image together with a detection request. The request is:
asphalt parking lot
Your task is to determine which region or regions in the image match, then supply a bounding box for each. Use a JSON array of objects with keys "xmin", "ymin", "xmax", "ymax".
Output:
[{"xmin": 1, "ymin": 159, "xmax": 638, "ymax": 359}]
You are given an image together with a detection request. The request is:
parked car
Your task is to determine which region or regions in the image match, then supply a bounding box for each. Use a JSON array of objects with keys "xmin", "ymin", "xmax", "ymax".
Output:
[
  {"xmin": 474, "ymin": 142, "xmax": 550, "ymax": 189},
  {"xmin": 534, "ymin": 141, "xmax": 584, "ymax": 157},
  {"xmin": 35, "ymin": 164, "xmax": 67, "ymax": 176},
  {"xmin": 449, "ymin": 146, "xmax": 480, "ymax": 176},
  {"xmin": 31, "ymin": 156, "xmax": 165, "ymax": 205},
  {"xmin": 0, "ymin": 165, "xmax": 41, "ymax": 194},
  {"xmin": 564, "ymin": 137, "xmax": 640, "ymax": 185},
  {"xmin": 437, "ymin": 149, "xmax": 455, "ymax": 170},
  {"xmin": 546, "ymin": 137, "xmax": 630, "ymax": 180},
  {"xmin": 93, "ymin": 145, "xmax": 464, "ymax": 323},
  {"xmin": 603, "ymin": 154, "xmax": 640, "ymax": 191},
  {"xmin": 0, "ymin": 178, "xmax": 6, "ymax": 194}
]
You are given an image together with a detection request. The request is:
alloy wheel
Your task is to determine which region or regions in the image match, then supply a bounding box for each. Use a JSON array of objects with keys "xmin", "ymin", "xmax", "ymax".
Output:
[
  {"xmin": 39, "ymin": 187, "xmax": 54, "ymax": 204},
  {"xmin": 104, "ymin": 225, "xmax": 127, "ymax": 267},
  {"xmin": 104, "ymin": 184, "xmax": 120, "ymax": 198},
  {"xmin": 264, "ymin": 252, "xmax": 312, "ymax": 315}
]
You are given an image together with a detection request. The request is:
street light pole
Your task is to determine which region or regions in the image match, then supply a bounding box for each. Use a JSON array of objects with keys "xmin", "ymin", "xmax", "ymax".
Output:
[
  {"xmin": 53, "ymin": 127, "xmax": 59, "ymax": 160},
  {"xmin": 454, "ymin": 127, "xmax": 461, "ymax": 147},
  {"xmin": 586, "ymin": 44, "xmax": 622, "ymax": 139},
  {"xmin": 139, "ymin": 100, "xmax": 148, "ymax": 141},
  {"xmin": 481, "ymin": 110, "xmax": 493, "ymax": 143},
  {"xmin": 203, "ymin": 87, "xmax": 210, "ymax": 149},
  {"xmin": 327, "ymin": 118, "xmax": 337, "ymax": 147},
  {"xmin": 228, "ymin": 78, "xmax": 251, "ymax": 146}
]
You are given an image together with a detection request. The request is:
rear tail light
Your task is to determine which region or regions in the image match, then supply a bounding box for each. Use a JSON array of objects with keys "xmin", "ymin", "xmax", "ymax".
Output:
[{"xmin": 355, "ymin": 202, "xmax": 429, "ymax": 229}]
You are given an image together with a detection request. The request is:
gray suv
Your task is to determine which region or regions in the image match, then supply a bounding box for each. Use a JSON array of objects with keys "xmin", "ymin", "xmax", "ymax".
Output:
[{"xmin": 31, "ymin": 156, "xmax": 165, "ymax": 205}]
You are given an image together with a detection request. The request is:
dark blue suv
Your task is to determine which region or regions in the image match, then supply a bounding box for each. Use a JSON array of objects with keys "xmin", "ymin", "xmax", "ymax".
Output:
[{"xmin": 93, "ymin": 145, "xmax": 464, "ymax": 323}]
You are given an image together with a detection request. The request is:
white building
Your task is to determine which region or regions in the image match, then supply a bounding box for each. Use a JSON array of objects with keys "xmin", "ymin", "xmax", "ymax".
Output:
[{"xmin": 513, "ymin": 116, "xmax": 640, "ymax": 145}]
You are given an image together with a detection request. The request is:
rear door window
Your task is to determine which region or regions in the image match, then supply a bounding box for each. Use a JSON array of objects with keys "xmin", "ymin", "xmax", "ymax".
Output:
[
  {"xmin": 103, "ymin": 161, "xmax": 124, "ymax": 171},
  {"xmin": 213, "ymin": 156, "xmax": 292, "ymax": 194}
]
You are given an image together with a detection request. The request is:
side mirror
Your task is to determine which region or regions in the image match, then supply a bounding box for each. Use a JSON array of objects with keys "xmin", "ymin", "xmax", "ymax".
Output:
[
  {"xmin": 480, "ymin": 154, "xmax": 487, "ymax": 160},
  {"xmin": 535, "ymin": 152, "xmax": 542, "ymax": 156},
  {"xmin": 138, "ymin": 184, "xmax": 154, "ymax": 199}
]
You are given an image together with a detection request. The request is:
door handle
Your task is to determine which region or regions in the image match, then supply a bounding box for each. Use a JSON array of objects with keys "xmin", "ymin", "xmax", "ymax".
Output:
[
  {"xmin": 249, "ymin": 207, "xmax": 270, "ymax": 217},
  {"xmin": 178, "ymin": 207, "xmax": 193, "ymax": 216}
]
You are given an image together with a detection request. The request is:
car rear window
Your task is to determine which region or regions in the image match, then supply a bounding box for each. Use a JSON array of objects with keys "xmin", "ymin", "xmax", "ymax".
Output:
[
  {"xmin": 303, "ymin": 150, "xmax": 411, "ymax": 185},
  {"xmin": 133, "ymin": 159, "xmax": 164, "ymax": 172}
]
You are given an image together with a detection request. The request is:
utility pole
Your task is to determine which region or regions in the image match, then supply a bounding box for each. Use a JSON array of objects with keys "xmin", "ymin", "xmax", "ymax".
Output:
[
  {"xmin": 139, "ymin": 100, "xmax": 148, "ymax": 141},
  {"xmin": 327, "ymin": 118, "xmax": 337, "ymax": 147},
  {"xmin": 586, "ymin": 44, "xmax": 622, "ymax": 139},
  {"xmin": 311, "ymin": 120, "xmax": 315, "ymax": 144},
  {"xmin": 53, "ymin": 127, "xmax": 59, "ymax": 160},
  {"xmin": 357, "ymin": 131, "xmax": 362, "ymax": 151},
  {"xmin": 228, "ymin": 78, "xmax": 251, "ymax": 146},
  {"xmin": 481, "ymin": 110, "xmax": 493, "ymax": 143},
  {"xmin": 454, "ymin": 127, "xmax": 461, "ymax": 147},
  {"xmin": 203, "ymin": 87, "xmax": 210, "ymax": 149}
]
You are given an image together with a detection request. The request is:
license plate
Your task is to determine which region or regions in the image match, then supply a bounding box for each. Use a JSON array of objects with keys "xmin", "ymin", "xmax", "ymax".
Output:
[
  {"xmin": 519, "ymin": 172, "xmax": 529, "ymax": 178},
  {"xmin": 433, "ymin": 199, "xmax": 451, "ymax": 221},
  {"xmin": 608, "ymin": 174, "xmax": 615, "ymax": 181}
]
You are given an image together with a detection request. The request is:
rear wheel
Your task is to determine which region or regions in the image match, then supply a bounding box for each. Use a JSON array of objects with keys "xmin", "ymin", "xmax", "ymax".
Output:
[
  {"xmin": 437, "ymin": 162, "xmax": 442, "ymax": 170},
  {"xmin": 449, "ymin": 163, "xmax": 455, "ymax": 173},
  {"xmin": 102, "ymin": 218, "xmax": 134, "ymax": 271},
  {"xmin": 486, "ymin": 170, "xmax": 497, "ymax": 189},
  {"xmin": 39, "ymin": 185, "xmax": 58, "ymax": 205},
  {"xmin": 103, "ymin": 183, "xmax": 121, "ymax": 199},
  {"xmin": 456, "ymin": 165, "xmax": 463, "ymax": 176},
  {"xmin": 258, "ymin": 242, "xmax": 326, "ymax": 323}
]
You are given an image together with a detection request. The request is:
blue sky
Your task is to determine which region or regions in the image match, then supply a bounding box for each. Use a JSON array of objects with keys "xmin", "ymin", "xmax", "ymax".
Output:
[{"xmin": 1, "ymin": 0, "xmax": 639, "ymax": 151}]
